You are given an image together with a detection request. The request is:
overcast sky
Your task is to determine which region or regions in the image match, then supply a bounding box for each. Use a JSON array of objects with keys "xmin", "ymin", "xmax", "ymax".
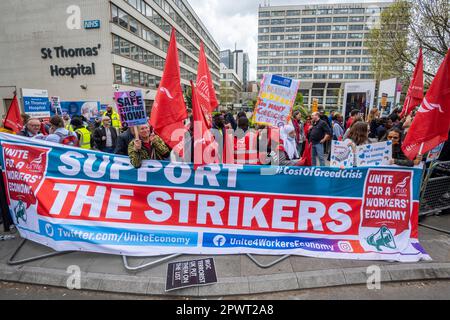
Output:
[{"xmin": 189, "ymin": 0, "xmax": 393, "ymax": 81}]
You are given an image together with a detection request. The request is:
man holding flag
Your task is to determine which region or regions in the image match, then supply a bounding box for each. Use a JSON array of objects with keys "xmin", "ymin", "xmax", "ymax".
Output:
[{"xmin": 402, "ymin": 50, "xmax": 450, "ymax": 160}]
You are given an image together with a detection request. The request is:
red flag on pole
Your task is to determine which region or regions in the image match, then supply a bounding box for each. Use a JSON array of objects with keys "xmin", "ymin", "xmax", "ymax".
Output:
[
  {"xmin": 400, "ymin": 48, "xmax": 424, "ymax": 118},
  {"xmin": 4, "ymin": 95, "xmax": 23, "ymax": 133},
  {"xmin": 191, "ymin": 80, "xmax": 218, "ymax": 167},
  {"xmin": 196, "ymin": 43, "xmax": 218, "ymax": 113},
  {"xmin": 150, "ymin": 28, "xmax": 187, "ymax": 150},
  {"xmin": 402, "ymin": 50, "xmax": 450, "ymax": 160}
]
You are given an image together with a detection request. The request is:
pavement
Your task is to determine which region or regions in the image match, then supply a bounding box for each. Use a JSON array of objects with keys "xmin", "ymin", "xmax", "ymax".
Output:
[{"xmin": 0, "ymin": 215, "xmax": 449, "ymax": 298}]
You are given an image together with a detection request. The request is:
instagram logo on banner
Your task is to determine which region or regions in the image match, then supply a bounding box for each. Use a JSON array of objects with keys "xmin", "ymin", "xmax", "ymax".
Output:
[{"xmin": 338, "ymin": 241, "xmax": 354, "ymax": 253}]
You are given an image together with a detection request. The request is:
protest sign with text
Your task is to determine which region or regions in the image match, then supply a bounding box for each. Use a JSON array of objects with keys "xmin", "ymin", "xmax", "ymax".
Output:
[
  {"xmin": 253, "ymin": 74, "xmax": 300, "ymax": 128},
  {"xmin": 115, "ymin": 90, "xmax": 147, "ymax": 127}
]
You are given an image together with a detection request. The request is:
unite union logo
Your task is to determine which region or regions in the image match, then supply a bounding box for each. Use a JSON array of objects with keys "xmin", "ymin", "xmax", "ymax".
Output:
[{"xmin": 394, "ymin": 176, "xmax": 410, "ymax": 196}]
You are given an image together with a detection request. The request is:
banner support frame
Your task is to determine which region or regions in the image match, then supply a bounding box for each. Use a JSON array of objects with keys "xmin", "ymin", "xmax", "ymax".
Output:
[
  {"xmin": 7, "ymin": 239, "xmax": 73, "ymax": 266},
  {"xmin": 122, "ymin": 254, "xmax": 183, "ymax": 273},
  {"xmin": 246, "ymin": 254, "xmax": 291, "ymax": 269}
]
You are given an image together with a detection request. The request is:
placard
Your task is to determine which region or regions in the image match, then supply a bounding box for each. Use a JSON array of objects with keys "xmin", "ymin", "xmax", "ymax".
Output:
[
  {"xmin": 22, "ymin": 88, "xmax": 50, "ymax": 118},
  {"xmin": 331, "ymin": 140, "xmax": 355, "ymax": 168},
  {"xmin": 115, "ymin": 90, "xmax": 147, "ymax": 127},
  {"xmin": 253, "ymin": 74, "xmax": 299, "ymax": 128},
  {"xmin": 166, "ymin": 258, "xmax": 217, "ymax": 291},
  {"xmin": 356, "ymin": 141, "xmax": 393, "ymax": 167},
  {"xmin": 426, "ymin": 143, "xmax": 444, "ymax": 163}
]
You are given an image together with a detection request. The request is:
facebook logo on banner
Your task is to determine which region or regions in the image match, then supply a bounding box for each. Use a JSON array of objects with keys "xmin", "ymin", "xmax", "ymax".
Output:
[{"xmin": 270, "ymin": 75, "xmax": 292, "ymax": 88}]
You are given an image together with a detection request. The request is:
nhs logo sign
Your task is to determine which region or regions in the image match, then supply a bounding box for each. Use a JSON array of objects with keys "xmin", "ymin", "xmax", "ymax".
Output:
[{"xmin": 84, "ymin": 20, "xmax": 100, "ymax": 29}]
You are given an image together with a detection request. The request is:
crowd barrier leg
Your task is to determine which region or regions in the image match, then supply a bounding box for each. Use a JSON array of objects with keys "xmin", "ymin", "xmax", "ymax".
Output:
[
  {"xmin": 122, "ymin": 254, "xmax": 183, "ymax": 273},
  {"xmin": 419, "ymin": 161, "xmax": 450, "ymax": 217},
  {"xmin": 246, "ymin": 254, "xmax": 291, "ymax": 269},
  {"xmin": 7, "ymin": 239, "xmax": 74, "ymax": 266}
]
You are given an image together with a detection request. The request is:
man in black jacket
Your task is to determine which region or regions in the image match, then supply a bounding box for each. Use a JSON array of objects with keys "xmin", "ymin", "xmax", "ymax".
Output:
[
  {"xmin": 308, "ymin": 112, "xmax": 331, "ymax": 167},
  {"xmin": 114, "ymin": 127, "xmax": 135, "ymax": 156},
  {"xmin": 93, "ymin": 117, "xmax": 118, "ymax": 153}
]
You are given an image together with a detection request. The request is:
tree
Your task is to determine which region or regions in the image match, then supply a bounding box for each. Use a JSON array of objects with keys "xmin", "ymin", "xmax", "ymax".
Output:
[{"xmin": 367, "ymin": 0, "xmax": 449, "ymax": 84}]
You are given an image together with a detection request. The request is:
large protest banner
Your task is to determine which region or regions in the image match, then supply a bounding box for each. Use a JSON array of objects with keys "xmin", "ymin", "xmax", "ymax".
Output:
[
  {"xmin": 0, "ymin": 133, "xmax": 430, "ymax": 262},
  {"xmin": 253, "ymin": 74, "xmax": 300, "ymax": 128}
]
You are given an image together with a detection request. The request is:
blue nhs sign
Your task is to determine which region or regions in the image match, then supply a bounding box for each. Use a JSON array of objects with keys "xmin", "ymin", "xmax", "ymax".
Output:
[{"xmin": 84, "ymin": 20, "xmax": 101, "ymax": 29}]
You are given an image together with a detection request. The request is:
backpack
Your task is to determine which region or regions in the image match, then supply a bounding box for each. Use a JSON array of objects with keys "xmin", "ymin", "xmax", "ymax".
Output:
[{"xmin": 55, "ymin": 131, "xmax": 78, "ymax": 146}]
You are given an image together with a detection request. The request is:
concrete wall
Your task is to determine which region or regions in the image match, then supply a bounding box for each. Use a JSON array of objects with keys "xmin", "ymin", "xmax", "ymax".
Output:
[{"xmin": 0, "ymin": 0, "xmax": 113, "ymax": 116}]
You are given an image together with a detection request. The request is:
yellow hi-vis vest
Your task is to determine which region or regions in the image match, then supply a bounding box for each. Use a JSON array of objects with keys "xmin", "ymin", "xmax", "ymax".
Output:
[
  {"xmin": 103, "ymin": 111, "xmax": 121, "ymax": 130},
  {"xmin": 65, "ymin": 124, "xmax": 74, "ymax": 132},
  {"xmin": 75, "ymin": 127, "xmax": 91, "ymax": 149}
]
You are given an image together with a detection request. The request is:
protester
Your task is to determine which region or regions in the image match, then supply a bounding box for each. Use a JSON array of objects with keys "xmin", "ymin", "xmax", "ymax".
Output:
[
  {"xmin": 343, "ymin": 116, "xmax": 363, "ymax": 140},
  {"xmin": 102, "ymin": 105, "xmax": 121, "ymax": 131},
  {"xmin": 308, "ymin": 112, "xmax": 331, "ymax": 167},
  {"xmin": 346, "ymin": 109, "xmax": 359, "ymax": 129},
  {"xmin": 332, "ymin": 113, "xmax": 344, "ymax": 141},
  {"xmin": 224, "ymin": 112, "xmax": 237, "ymax": 131},
  {"xmin": 376, "ymin": 117, "xmax": 393, "ymax": 141},
  {"xmin": 291, "ymin": 111, "xmax": 305, "ymax": 155},
  {"xmin": 303, "ymin": 115, "xmax": 312, "ymax": 139},
  {"xmin": 368, "ymin": 108, "xmax": 381, "ymax": 139},
  {"xmin": 319, "ymin": 110, "xmax": 331, "ymax": 128},
  {"xmin": 37, "ymin": 115, "xmax": 77, "ymax": 145},
  {"xmin": 71, "ymin": 118, "xmax": 92, "ymax": 150},
  {"xmin": 114, "ymin": 127, "xmax": 135, "ymax": 156},
  {"xmin": 93, "ymin": 116, "xmax": 118, "ymax": 153},
  {"xmin": 63, "ymin": 114, "xmax": 73, "ymax": 132},
  {"xmin": 346, "ymin": 122, "xmax": 369, "ymax": 147},
  {"xmin": 281, "ymin": 125, "xmax": 299, "ymax": 161},
  {"xmin": 385, "ymin": 128, "xmax": 421, "ymax": 167},
  {"xmin": 17, "ymin": 118, "xmax": 41, "ymax": 137},
  {"xmin": 128, "ymin": 124, "xmax": 171, "ymax": 168}
]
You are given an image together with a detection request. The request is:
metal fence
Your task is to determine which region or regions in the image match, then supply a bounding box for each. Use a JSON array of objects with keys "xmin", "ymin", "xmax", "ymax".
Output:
[{"xmin": 419, "ymin": 161, "xmax": 450, "ymax": 217}]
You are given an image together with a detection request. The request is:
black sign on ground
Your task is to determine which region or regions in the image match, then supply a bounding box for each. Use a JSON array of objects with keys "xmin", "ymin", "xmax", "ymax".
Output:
[{"xmin": 166, "ymin": 258, "xmax": 217, "ymax": 292}]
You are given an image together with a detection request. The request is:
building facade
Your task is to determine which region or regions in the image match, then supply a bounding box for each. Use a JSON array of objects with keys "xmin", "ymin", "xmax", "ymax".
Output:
[
  {"xmin": 0, "ymin": 0, "xmax": 220, "ymax": 118},
  {"xmin": 257, "ymin": 1, "xmax": 392, "ymax": 112},
  {"xmin": 220, "ymin": 64, "xmax": 242, "ymax": 108},
  {"xmin": 220, "ymin": 49, "xmax": 250, "ymax": 90}
]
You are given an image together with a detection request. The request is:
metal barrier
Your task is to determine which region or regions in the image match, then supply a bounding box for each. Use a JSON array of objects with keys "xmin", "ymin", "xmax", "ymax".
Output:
[
  {"xmin": 246, "ymin": 254, "xmax": 291, "ymax": 269},
  {"xmin": 7, "ymin": 239, "xmax": 74, "ymax": 266},
  {"xmin": 419, "ymin": 161, "xmax": 450, "ymax": 217},
  {"xmin": 122, "ymin": 254, "xmax": 183, "ymax": 273}
]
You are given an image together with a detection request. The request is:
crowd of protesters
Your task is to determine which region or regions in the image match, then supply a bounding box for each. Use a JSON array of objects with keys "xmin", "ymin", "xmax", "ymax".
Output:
[{"xmin": 2, "ymin": 104, "xmax": 449, "ymax": 170}]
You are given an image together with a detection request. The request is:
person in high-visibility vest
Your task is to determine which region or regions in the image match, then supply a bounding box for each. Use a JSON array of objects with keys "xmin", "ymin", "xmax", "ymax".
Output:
[
  {"xmin": 103, "ymin": 105, "xmax": 121, "ymax": 131},
  {"xmin": 63, "ymin": 114, "xmax": 73, "ymax": 132},
  {"xmin": 71, "ymin": 118, "xmax": 92, "ymax": 150}
]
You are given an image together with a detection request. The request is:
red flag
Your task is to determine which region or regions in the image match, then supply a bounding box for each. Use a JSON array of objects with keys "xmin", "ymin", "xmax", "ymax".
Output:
[
  {"xmin": 191, "ymin": 80, "xmax": 218, "ymax": 167},
  {"xmin": 196, "ymin": 43, "xmax": 218, "ymax": 113},
  {"xmin": 300, "ymin": 139, "xmax": 312, "ymax": 166},
  {"xmin": 400, "ymin": 48, "xmax": 424, "ymax": 118},
  {"xmin": 402, "ymin": 50, "xmax": 450, "ymax": 160},
  {"xmin": 150, "ymin": 28, "xmax": 187, "ymax": 150},
  {"xmin": 4, "ymin": 95, "xmax": 23, "ymax": 133}
]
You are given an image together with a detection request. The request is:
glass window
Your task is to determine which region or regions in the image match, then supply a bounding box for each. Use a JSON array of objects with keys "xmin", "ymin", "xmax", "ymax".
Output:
[
  {"xmin": 349, "ymin": 25, "xmax": 364, "ymax": 31},
  {"xmin": 332, "ymin": 41, "xmax": 346, "ymax": 47},
  {"xmin": 128, "ymin": 0, "xmax": 137, "ymax": 9},
  {"xmin": 331, "ymin": 49, "xmax": 345, "ymax": 55},
  {"xmin": 285, "ymin": 42, "xmax": 299, "ymax": 48},
  {"xmin": 113, "ymin": 35, "xmax": 120, "ymax": 55},
  {"xmin": 302, "ymin": 18, "xmax": 316, "ymax": 23},
  {"xmin": 299, "ymin": 74, "xmax": 313, "ymax": 79},
  {"xmin": 329, "ymin": 58, "xmax": 343, "ymax": 63},
  {"xmin": 120, "ymin": 38, "xmax": 130, "ymax": 57},
  {"xmin": 271, "ymin": 19, "xmax": 285, "ymax": 25},
  {"xmin": 118, "ymin": 9, "xmax": 128, "ymax": 29},
  {"xmin": 334, "ymin": 8, "xmax": 348, "ymax": 14},
  {"xmin": 145, "ymin": 4, "xmax": 153, "ymax": 17},
  {"xmin": 299, "ymin": 50, "xmax": 314, "ymax": 55},
  {"xmin": 329, "ymin": 74, "xmax": 344, "ymax": 79},
  {"xmin": 286, "ymin": 18, "xmax": 300, "ymax": 24},
  {"xmin": 317, "ymin": 33, "xmax": 331, "ymax": 39},
  {"xmin": 316, "ymin": 42, "xmax": 331, "ymax": 47},
  {"xmin": 317, "ymin": 17, "xmax": 332, "ymax": 23},
  {"xmin": 259, "ymin": 19, "xmax": 270, "ymax": 25},
  {"xmin": 332, "ymin": 25, "xmax": 347, "ymax": 31},
  {"xmin": 346, "ymin": 57, "xmax": 361, "ymax": 63},
  {"xmin": 299, "ymin": 65, "xmax": 313, "ymax": 71},
  {"xmin": 317, "ymin": 25, "xmax": 331, "ymax": 31},
  {"xmin": 345, "ymin": 74, "xmax": 359, "ymax": 79},
  {"xmin": 333, "ymin": 17, "xmax": 348, "ymax": 23},
  {"xmin": 347, "ymin": 49, "xmax": 362, "ymax": 55},
  {"xmin": 122, "ymin": 67, "xmax": 131, "ymax": 84},
  {"xmin": 302, "ymin": 9, "xmax": 316, "ymax": 15},
  {"xmin": 314, "ymin": 58, "xmax": 329, "ymax": 63},
  {"xmin": 286, "ymin": 10, "xmax": 300, "ymax": 16},
  {"xmin": 129, "ymin": 17, "xmax": 138, "ymax": 34},
  {"xmin": 271, "ymin": 27, "xmax": 285, "ymax": 33},
  {"xmin": 332, "ymin": 33, "xmax": 347, "ymax": 39},
  {"xmin": 301, "ymin": 26, "xmax": 315, "ymax": 32},
  {"xmin": 315, "ymin": 50, "xmax": 330, "ymax": 55},
  {"xmin": 300, "ymin": 42, "xmax": 315, "ymax": 48},
  {"xmin": 299, "ymin": 58, "xmax": 313, "ymax": 64},
  {"xmin": 259, "ymin": 11, "xmax": 270, "ymax": 17},
  {"xmin": 131, "ymin": 70, "xmax": 139, "ymax": 85},
  {"xmin": 301, "ymin": 34, "xmax": 315, "ymax": 39},
  {"xmin": 130, "ymin": 44, "xmax": 138, "ymax": 61},
  {"xmin": 314, "ymin": 74, "xmax": 327, "ymax": 79},
  {"xmin": 114, "ymin": 65, "xmax": 121, "ymax": 83},
  {"xmin": 349, "ymin": 16, "xmax": 365, "ymax": 22},
  {"xmin": 111, "ymin": 4, "xmax": 119, "ymax": 23},
  {"xmin": 360, "ymin": 74, "xmax": 374, "ymax": 79},
  {"xmin": 285, "ymin": 26, "xmax": 300, "ymax": 32},
  {"xmin": 348, "ymin": 33, "xmax": 364, "ymax": 39}
]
